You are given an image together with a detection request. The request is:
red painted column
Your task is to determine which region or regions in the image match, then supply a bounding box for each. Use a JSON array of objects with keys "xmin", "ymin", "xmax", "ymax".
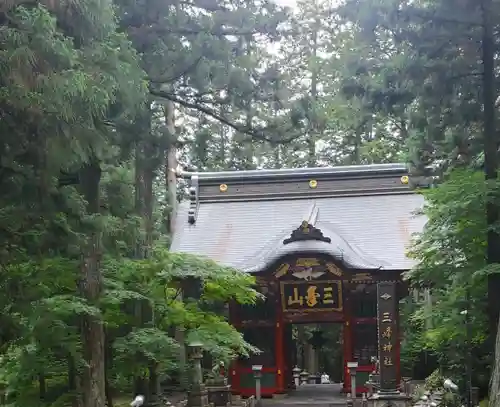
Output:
[
  {"xmin": 275, "ymin": 299, "xmax": 286, "ymax": 393},
  {"xmin": 396, "ymin": 287, "xmax": 401, "ymax": 387},
  {"xmin": 229, "ymin": 301, "xmax": 241, "ymax": 393},
  {"xmin": 343, "ymin": 288, "xmax": 353, "ymax": 393}
]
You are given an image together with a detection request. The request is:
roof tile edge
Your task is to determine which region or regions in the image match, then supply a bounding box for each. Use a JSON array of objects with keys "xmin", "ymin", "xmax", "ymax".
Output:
[{"xmin": 181, "ymin": 163, "xmax": 407, "ymax": 183}]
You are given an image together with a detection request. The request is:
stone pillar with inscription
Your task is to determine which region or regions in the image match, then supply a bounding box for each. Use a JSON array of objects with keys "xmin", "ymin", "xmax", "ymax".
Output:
[
  {"xmin": 368, "ymin": 282, "xmax": 410, "ymax": 407},
  {"xmin": 377, "ymin": 282, "xmax": 398, "ymax": 394}
]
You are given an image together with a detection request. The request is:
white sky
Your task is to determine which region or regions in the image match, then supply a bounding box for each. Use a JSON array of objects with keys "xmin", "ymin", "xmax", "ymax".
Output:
[
  {"xmin": 274, "ymin": 0, "xmax": 297, "ymax": 6},
  {"xmin": 272, "ymin": 0, "xmax": 343, "ymax": 13}
]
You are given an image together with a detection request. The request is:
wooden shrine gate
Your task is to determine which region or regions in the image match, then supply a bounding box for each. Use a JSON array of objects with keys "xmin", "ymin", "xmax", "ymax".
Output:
[
  {"xmin": 169, "ymin": 163, "xmax": 424, "ymax": 398},
  {"xmin": 229, "ymin": 237, "xmax": 404, "ymax": 397}
]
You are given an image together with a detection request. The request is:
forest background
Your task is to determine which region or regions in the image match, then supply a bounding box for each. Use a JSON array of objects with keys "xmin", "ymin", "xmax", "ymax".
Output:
[{"xmin": 2, "ymin": 0, "xmax": 500, "ymax": 406}]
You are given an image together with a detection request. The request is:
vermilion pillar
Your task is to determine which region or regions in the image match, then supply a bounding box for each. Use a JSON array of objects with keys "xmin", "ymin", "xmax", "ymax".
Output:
[
  {"xmin": 396, "ymin": 298, "xmax": 401, "ymax": 386},
  {"xmin": 229, "ymin": 301, "xmax": 241, "ymax": 393},
  {"xmin": 275, "ymin": 300, "xmax": 285, "ymax": 393},
  {"xmin": 343, "ymin": 289, "xmax": 352, "ymax": 392}
]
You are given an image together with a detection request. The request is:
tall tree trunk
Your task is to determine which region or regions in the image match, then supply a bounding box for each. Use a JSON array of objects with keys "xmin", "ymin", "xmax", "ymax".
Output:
[
  {"xmin": 165, "ymin": 101, "xmax": 177, "ymax": 236},
  {"xmin": 241, "ymin": 37, "xmax": 255, "ymax": 169},
  {"xmin": 148, "ymin": 362, "xmax": 160, "ymax": 406},
  {"xmin": 68, "ymin": 354, "xmax": 82, "ymax": 407},
  {"xmin": 399, "ymin": 119, "xmax": 408, "ymax": 141},
  {"xmin": 307, "ymin": 24, "xmax": 319, "ymax": 168},
  {"xmin": 273, "ymin": 145, "xmax": 281, "ymax": 169},
  {"xmin": 78, "ymin": 161, "xmax": 105, "ymax": 407},
  {"xmin": 133, "ymin": 140, "xmax": 146, "ymax": 396},
  {"xmin": 483, "ymin": 0, "xmax": 500, "ymax": 404},
  {"xmin": 134, "ymin": 109, "xmax": 161, "ymax": 404},
  {"xmin": 68, "ymin": 355, "xmax": 76, "ymax": 392},
  {"xmin": 271, "ymin": 85, "xmax": 281, "ymax": 169},
  {"xmin": 134, "ymin": 377, "xmax": 147, "ymax": 397},
  {"xmin": 144, "ymin": 132, "xmax": 159, "ymax": 405},
  {"xmin": 38, "ymin": 373, "xmax": 46, "ymax": 400},
  {"xmin": 219, "ymin": 103, "xmax": 227, "ymax": 168},
  {"xmin": 164, "ymin": 101, "xmax": 187, "ymax": 390},
  {"xmin": 104, "ymin": 378, "xmax": 113, "ymax": 407},
  {"xmin": 352, "ymin": 126, "xmax": 362, "ymax": 165},
  {"xmin": 482, "ymin": 0, "xmax": 500, "ymax": 333},
  {"xmin": 135, "ymin": 140, "xmax": 145, "ymax": 258},
  {"xmin": 491, "ymin": 314, "xmax": 500, "ymax": 407},
  {"xmin": 143, "ymin": 151, "xmax": 154, "ymax": 256},
  {"xmin": 104, "ymin": 330, "xmax": 114, "ymax": 407}
]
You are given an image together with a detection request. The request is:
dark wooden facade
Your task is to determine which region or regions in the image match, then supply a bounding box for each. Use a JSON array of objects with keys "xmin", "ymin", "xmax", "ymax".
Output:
[{"xmin": 228, "ymin": 252, "xmax": 405, "ymax": 397}]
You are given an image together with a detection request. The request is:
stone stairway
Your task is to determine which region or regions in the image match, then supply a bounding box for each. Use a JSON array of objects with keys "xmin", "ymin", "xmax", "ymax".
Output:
[
  {"xmin": 231, "ymin": 395, "xmax": 256, "ymax": 407},
  {"xmin": 262, "ymin": 384, "xmax": 346, "ymax": 407}
]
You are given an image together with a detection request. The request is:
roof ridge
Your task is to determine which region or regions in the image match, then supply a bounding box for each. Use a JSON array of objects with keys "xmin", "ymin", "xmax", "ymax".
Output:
[
  {"xmin": 306, "ymin": 202, "xmax": 319, "ymax": 225},
  {"xmin": 180, "ymin": 163, "xmax": 407, "ymax": 182}
]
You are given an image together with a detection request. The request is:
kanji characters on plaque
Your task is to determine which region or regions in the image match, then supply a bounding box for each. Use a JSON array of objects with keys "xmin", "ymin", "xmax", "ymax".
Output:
[{"xmin": 282, "ymin": 281, "xmax": 343, "ymax": 312}]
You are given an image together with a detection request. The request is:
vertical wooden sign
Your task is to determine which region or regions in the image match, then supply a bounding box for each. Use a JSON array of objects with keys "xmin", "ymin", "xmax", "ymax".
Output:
[{"xmin": 377, "ymin": 282, "xmax": 398, "ymax": 393}]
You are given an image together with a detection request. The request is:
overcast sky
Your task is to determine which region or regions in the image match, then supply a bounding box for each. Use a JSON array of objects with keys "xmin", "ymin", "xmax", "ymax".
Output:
[{"xmin": 274, "ymin": 0, "xmax": 297, "ymax": 7}]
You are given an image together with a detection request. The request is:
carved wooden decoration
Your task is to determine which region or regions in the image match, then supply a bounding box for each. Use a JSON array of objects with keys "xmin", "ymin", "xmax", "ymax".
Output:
[
  {"xmin": 352, "ymin": 272, "xmax": 373, "ymax": 282},
  {"xmin": 283, "ymin": 221, "xmax": 332, "ymax": 245},
  {"xmin": 326, "ymin": 263, "xmax": 343, "ymax": 277}
]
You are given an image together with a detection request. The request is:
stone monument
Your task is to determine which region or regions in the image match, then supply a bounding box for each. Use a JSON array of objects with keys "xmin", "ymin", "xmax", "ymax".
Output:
[{"xmin": 368, "ymin": 283, "xmax": 410, "ymax": 407}]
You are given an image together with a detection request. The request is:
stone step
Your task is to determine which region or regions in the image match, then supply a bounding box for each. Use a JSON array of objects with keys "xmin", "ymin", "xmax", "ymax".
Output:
[{"xmin": 263, "ymin": 404, "xmax": 344, "ymax": 407}]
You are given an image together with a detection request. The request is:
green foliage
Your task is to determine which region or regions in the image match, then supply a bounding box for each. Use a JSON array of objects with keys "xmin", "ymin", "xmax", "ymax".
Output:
[
  {"xmin": 0, "ymin": 248, "xmax": 260, "ymax": 405},
  {"xmin": 408, "ymin": 170, "xmax": 488, "ymax": 283},
  {"xmin": 425, "ymin": 369, "xmax": 445, "ymax": 392},
  {"xmin": 3, "ymin": 0, "xmax": 500, "ymax": 403},
  {"xmin": 0, "ymin": 0, "xmax": 272, "ymax": 403},
  {"xmin": 404, "ymin": 169, "xmax": 494, "ymax": 388}
]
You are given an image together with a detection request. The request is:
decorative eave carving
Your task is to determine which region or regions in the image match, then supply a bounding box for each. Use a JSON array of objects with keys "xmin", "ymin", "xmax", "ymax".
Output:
[
  {"xmin": 187, "ymin": 175, "xmax": 199, "ymax": 225},
  {"xmin": 283, "ymin": 221, "xmax": 332, "ymax": 245},
  {"xmin": 237, "ymin": 220, "xmax": 389, "ymax": 273}
]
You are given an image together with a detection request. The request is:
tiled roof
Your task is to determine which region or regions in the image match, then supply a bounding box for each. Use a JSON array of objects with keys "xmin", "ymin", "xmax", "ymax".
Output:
[{"xmin": 170, "ymin": 164, "xmax": 426, "ymax": 272}]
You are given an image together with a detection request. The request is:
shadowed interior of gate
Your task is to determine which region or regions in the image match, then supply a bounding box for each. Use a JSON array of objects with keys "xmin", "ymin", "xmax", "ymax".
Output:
[{"xmin": 289, "ymin": 323, "xmax": 344, "ymax": 385}]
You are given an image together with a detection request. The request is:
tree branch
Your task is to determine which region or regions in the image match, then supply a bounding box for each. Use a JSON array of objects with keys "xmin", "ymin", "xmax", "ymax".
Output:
[
  {"xmin": 448, "ymin": 71, "xmax": 483, "ymax": 81},
  {"xmin": 129, "ymin": 24, "xmax": 263, "ymax": 39},
  {"xmin": 148, "ymin": 56, "xmax": 203, "ymax": 85},
  {"xmin": 400, "ymin": 8, "xmax": 482, "ymax": 27},
  {"xmin": 149, "ymin": 88, "xmax": 301, "ymax": 144},
  {"xmin": 179, "ymin": 0, "xmax": 230, "ymax": 12},
  {"xmin": 0, "ymin": 0, "xmax": 34, "ymax": 13}
]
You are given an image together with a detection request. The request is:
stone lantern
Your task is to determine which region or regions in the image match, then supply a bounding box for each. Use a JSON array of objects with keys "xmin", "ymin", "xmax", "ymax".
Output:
[
  {"xmin": 187, "ymin": 341, "xmax": 208, "ymax": 407},
  {"xmin": 252, "ymin": 365, "xmax": 263, "ymax": 407}
]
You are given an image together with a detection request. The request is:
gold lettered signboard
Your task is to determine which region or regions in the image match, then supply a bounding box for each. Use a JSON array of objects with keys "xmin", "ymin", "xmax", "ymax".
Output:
[
  {"xmin": 377, "ymin": 281, "xmax": 398, "ymax": 393},
  {"xmin": 280, "ymin": 280, "xmax": 343, "ymax": 312}
]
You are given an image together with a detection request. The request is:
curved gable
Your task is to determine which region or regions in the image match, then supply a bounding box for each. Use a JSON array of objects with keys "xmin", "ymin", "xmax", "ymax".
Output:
[{"xmin": 236, "ymin": 221, "xmax": 389, "ymax": 273}]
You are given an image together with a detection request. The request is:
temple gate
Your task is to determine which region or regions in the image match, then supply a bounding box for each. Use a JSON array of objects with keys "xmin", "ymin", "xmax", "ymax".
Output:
[
  {"xmin": 170, "ymin": 163, "xmax": 426, "ymax": 397},
  {"xmin": 229, "ymin": 252, "xmax": 405, "ymax": 396}
]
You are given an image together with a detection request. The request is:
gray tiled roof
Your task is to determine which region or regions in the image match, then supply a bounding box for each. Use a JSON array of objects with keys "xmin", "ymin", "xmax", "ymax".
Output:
[{"xmin": 170, "ymin": 164, "xmax": 426, "ymax": 272}]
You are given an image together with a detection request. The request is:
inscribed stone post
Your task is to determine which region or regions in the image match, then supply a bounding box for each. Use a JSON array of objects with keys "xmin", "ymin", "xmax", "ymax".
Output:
[{"xmin": 376, "ymin": 282, "xmax": 398, "ymax": 393}]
